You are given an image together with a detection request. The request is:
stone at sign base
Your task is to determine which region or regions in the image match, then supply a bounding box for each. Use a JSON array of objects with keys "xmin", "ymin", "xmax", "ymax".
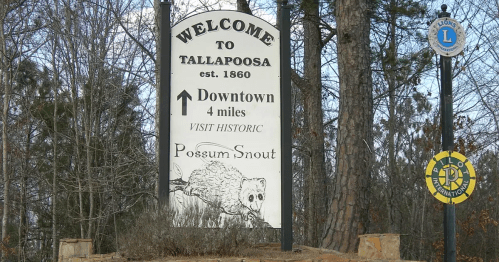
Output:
[
  {"xmin": 58, "ymin": 239, "xmax": 93, "ymax": 261},
  {"xmin": 358, "ymin": 234, "xmax": 400, "ymax": 260},
  {"xmin": 58, "ymin": 239, "xmax": 124, "ymax": 262}
]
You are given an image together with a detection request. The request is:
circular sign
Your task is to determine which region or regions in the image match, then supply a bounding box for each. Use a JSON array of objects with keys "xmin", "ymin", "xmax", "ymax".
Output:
[
  {"xmin": 425, "ymin": 151, "xmax": 476, "ymax": 204},
  {"xmin": 428, "ymin": 17, "xmax": 466, "ymax": 57}
]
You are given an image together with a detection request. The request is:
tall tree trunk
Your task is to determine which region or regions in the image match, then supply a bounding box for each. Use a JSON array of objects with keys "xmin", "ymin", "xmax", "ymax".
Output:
[
  {"xmin": 85, "ymin": 5, "xmax": 97, "ymax": 238},
  {"xmin": 1, "ymin": 23, "xmax": 11, "ymax": 262},
  {"xmin": 236, "ymin": 0, "xmax": 252, "ymax": 15},
  {"xmin": 85, "ymin": 82, "xmax": 94, "ymax": 239},
  {"xmin": 63, "ymin": 3, "xmax": 85, "ymax": 238},
  {"xmin": 52, "ymin": 82, "xmax": 58, "ymax": 262},
  {"xmin": 321, "ymin": 0, "xmax": 372, "ymax": 252},
  {"xmin": 52, "ymin": 38, "xmax": 59, "ymax": 262},
  {"xmin": 19, "ymin": 129, "xmax": 29, "ymax": 261},
  {"xmin": 302, "ymin": 0, "xmax": 326, "ymax": 247},
  {"xmin": 386, "ymin": 0, "xmax": 398, "ymax": 233},
  {"xmin": 69, "ymin": 44, "xmax": 85, "ymax": 239},
  {"xmin": 0, "ymin": 77, "xmax": 10, "ymax": 262}
]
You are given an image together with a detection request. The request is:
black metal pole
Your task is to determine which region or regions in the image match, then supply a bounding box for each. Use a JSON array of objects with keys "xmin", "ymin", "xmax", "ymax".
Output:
[
  {"xmin": 280, "ymin": 0, "xmax": 293, "ymax": 251},
  {"xmin": 159, "ymin": 1, "xmax": 171, "ymax": 207},
  {"xmin": 439, "ymin": 5, "xmax": 456, "ymax": 262}
]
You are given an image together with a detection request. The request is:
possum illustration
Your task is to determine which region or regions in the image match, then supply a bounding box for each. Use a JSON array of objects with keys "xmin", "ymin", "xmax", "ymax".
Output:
[{"xmin": 170, "ymin": 161, "xmax": 266, "ymax": 220}]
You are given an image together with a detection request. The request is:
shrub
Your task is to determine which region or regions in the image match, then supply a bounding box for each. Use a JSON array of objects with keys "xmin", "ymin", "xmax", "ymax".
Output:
[{"xmin": 119, "ymin": 204, "xmax": 279, "ymax": 260}]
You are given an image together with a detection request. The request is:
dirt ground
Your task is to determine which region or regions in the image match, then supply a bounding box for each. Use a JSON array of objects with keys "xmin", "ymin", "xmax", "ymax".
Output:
[{"xmin": 146, "ymin": 243, "xmax": 367, "ymax": 262}]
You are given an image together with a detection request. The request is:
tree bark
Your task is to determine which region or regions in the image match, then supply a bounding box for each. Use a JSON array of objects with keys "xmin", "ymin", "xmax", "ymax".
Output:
[
  {"xmin": 19, "ymin": 129, "xmax": 29, "ymax": 262},
  {"xmin": 62, "ymin": 3, "xmax": 85, "ymax": 238},
  {"xmin": 51, "ymin": 2, "xmax": 61, "ymax": 258},
  {"xmin": 301, "ymin": 0, "xmax": 327, "ymax": 247},
  {"xmin": 237, "ymin": 0, "xmax": 252, "ymax": 15},
  {"xmin": 321, "ymin": 0, "xmax": 372, "ymax": 252},
  {"xmin": 386, "ymin": 0, "xmax": 398, "ymax": 233},
  {"xmin": 85, "ymin": 81, "xmax": 94, "ymax": 239},
  {"xmin": 52, "ymin": 75, "xmax": 59, "ymax": 262},
  {"xmin": 52, "ymin": 35, "xmax": 59, "ymax": 262},
  {"xmin": 1, "ymin": 17, "xmax": 11, "ymax": 261}
]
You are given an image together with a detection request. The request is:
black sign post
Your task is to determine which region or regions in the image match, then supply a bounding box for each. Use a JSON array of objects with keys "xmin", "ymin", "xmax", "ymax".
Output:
[
  {"xmin": 428, "ymin": 4, "xmax": 472, "ymax": 260},
  {"xmin": 280, "ymin": 0, "xmax": 292, "ymax": 252},
  {"xmin": 428, "ymin": 4, "xmax": 467, "ymax": 261},
  {"xmin": 440, "ymin": 40, "xmax": 457, "ymax": 262},
  {"xmin": 159, "ymin": 0, "xmax": 172, "ymax": 206},
  {"xmin": 439, "ymin": 5, "xmax": 456, "ymax": 262}
]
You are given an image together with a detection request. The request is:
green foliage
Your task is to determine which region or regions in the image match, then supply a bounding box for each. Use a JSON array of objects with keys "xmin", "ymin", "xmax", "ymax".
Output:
[{"xmin": 3, "ymin": 56, "xmax": 154, "ymax": 258}]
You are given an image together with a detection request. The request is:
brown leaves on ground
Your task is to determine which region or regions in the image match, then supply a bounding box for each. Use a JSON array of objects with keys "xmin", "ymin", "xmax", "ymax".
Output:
[{"xmin": 151, "ymin": 243, "xmax": 365, "ymax": 262}]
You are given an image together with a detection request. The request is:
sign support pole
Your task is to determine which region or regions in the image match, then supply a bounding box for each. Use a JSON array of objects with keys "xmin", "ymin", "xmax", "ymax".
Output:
[
  {"xmin": 159, "ymin": 0, "xmax": 171, "ymax": 207},
  {"xmin": 438, "ymin": 5, "xmax": 456, "ymax": 262},
  {"xmin": 280, "ymin": 0, "xmax": 293, "ymax": 251},
  {"xmin": 442, "ymin": 53, "xmax": 456, "ymax": 262}
]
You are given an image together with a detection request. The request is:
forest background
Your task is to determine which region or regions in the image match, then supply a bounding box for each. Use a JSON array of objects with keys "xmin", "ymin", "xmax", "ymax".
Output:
[{"xmin": 0, "ymin": 0, "xmax": 498, "ymax": 261}]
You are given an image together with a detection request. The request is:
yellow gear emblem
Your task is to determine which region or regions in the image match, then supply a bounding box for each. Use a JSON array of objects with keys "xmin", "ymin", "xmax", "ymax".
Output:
[{"xmin": 425, "ymin": 151, "xmax": 476, "ymax": 204}]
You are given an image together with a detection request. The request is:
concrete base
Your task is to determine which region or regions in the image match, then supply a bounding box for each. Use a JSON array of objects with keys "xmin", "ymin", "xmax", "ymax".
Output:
[
  {"xmin": 58, "ymin": 239, "xmax": 124, "ymax": 262},
  {"xmin": 358, "ymin": 234, "xmax": 400, "ymax": 260},
  {"xmin": 58, "ymin": 239, "xmax": 93, "ymax": 261}
]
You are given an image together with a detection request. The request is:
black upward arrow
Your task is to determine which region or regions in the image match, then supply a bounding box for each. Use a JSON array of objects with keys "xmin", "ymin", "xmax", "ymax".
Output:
[{"xmin": 177, "ymin": 90, "xmax": 192, "ymax": 116}]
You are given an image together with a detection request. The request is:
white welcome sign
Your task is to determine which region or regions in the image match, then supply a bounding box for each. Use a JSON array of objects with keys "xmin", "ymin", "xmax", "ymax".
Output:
[{"xmin": 169, "ymin": 11, "xmax": 281, "ymax": 228}]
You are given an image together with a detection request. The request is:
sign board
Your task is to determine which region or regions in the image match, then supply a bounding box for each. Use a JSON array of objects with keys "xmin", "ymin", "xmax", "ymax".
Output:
[
  {"xmin": 428, "ymin": 17, "xmax": 466, "ymax": 57},
  {"xmin": 169, "ymin": 11, "xmax": 281, "ymax": 227},
  {"xmin": 425, "ymin": 151, "xmax": 476, "ymax": 204}
]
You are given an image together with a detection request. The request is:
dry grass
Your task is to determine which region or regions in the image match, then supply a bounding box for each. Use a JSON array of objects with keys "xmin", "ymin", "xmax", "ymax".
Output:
[
  {"xmin": 119, "ymin": 205, "xmax": 368, "ymax": 262},
  {"xmin": 119, "ymin": 206, "xmax": 280, "ymax": 261},
  {"xmin": 147, "ymin": 243, "xmax": 364, "ymax": 262}
]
